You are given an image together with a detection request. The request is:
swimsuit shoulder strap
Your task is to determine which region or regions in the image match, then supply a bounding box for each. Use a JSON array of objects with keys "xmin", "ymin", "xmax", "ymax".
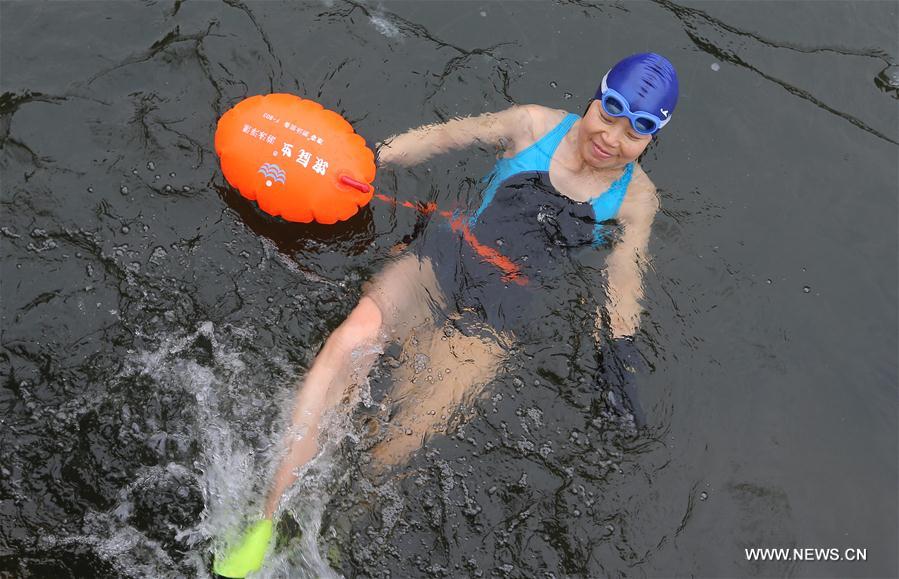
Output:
[
  {"xmin": 472, "ymin": 113, "xmax": 579, "ymax": 223},
  {"xmin": 591, "ymin": 162, "xmax": 635, "ymax": 244},
  {"xmin": 494, "ymin": 112, "xmax": 578, "ymax": 173},
  {"xmin": 522, "ymin": 112, "xmax": 579, "ymax": 170}
]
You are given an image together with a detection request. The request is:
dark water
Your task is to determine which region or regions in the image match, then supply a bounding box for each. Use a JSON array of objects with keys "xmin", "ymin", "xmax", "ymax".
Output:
[{"xmin": 2, "ymin": 1, "xmax": 897, "ymax": 578}]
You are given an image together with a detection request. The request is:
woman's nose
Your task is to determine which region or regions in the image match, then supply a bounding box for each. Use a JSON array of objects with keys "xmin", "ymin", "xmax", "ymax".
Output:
[{"xmin": 600, "ymin": 126, "xmax": 622, "ymax": 149}]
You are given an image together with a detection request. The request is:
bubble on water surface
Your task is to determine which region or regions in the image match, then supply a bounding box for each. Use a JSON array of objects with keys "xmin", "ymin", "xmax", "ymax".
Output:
[
  {"xmin": 370, "ymin": 14, "xmax": 400, "ymax": 39},
  {"xmin": 149, "ymin": 246, "xmax": 167, "ymax": 264}
]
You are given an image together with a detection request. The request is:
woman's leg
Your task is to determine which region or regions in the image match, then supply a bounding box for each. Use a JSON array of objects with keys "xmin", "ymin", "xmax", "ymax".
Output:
[
  {"xmin": 264, "ymin": 253, "xmax": 445, "ymax": 516},
  {"xmin": 215, "ymin": 295, "xmax": 388, "ymax": 578},
  {"xmin": 215, "ymin": 254, "xmax": 446, "ymax": 577},
  {"xmin": 262, "ymin": 295, "xmax": 384, "ymax": 517},
  {"xmin": 368, "ymin": 321, "xmax": 507, "ymax": 470}
]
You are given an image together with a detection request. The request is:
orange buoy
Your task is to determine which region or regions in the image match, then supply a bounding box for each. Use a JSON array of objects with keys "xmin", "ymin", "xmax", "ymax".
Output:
[{"xmin": 215, "ymin": 94, "xmax": 375, "ymax": 224}]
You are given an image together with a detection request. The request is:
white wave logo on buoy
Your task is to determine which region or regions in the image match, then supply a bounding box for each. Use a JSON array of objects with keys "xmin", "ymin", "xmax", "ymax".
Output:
[{"xmin": 257, "ymin": 163, "xmax": 286, "ymax": 187}]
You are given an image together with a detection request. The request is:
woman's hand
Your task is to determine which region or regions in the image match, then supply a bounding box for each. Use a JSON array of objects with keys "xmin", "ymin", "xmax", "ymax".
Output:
[
  {"xmin": 598, "ymin": 336, "xmax": 648, "ymax": 428},
  {"xmin": 375, "ymin": 138, "xmax": 401, "ymax": 167}
]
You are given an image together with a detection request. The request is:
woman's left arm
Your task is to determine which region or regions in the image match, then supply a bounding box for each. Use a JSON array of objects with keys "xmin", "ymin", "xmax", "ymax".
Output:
[{"xmin": 602, "ymin": 182, "xmax": 659, "ymax": 339}]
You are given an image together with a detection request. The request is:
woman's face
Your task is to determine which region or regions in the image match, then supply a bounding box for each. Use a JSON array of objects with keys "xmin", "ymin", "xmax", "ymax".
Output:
[{"xmin": 578, "ymin": 99, "xmax": 652, "ymax": 169}]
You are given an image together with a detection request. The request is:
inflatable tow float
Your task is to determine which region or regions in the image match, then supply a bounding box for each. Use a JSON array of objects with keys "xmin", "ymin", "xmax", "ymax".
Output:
[{"xmin": 215, "ymin": 93, "xmax": 375, "ymax": 224}]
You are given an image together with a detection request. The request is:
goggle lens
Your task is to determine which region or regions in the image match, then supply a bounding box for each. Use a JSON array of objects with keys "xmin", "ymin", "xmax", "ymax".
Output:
[
  {"xmin": 634, "ymin": 117, "xmax": 656, "ymax": 134},
  {"xmin": 603, "ymin": 95, "xmax": 625, "ymax": 115}
]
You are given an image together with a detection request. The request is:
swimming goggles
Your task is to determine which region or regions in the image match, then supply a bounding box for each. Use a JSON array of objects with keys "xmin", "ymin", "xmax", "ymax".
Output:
[{"xmin": 600, "ymin": 88, "xmax": 663, "ymax": 136}]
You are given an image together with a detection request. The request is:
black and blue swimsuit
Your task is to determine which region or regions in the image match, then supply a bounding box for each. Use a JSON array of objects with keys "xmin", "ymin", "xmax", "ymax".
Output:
[{"xmin": 417, "ymin": 113, "xmax": 635, "ymax": 341}]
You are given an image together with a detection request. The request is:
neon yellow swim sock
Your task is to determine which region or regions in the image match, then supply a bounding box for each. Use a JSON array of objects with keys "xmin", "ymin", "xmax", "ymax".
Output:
[{"xmin": 213, "ymin": 519, "xmax": 273, "ymax": 578}]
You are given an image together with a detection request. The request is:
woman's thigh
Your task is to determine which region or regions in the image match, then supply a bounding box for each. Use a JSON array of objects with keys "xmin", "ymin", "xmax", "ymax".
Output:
[{"xmin": 361, "ymin": 252, "xmax": 447, "ymax": 345}]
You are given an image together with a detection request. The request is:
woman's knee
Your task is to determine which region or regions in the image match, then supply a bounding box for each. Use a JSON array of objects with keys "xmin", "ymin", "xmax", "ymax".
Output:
[{"xmin": 328, "ymin": 296, "xmax": 384, "ymax": 354}]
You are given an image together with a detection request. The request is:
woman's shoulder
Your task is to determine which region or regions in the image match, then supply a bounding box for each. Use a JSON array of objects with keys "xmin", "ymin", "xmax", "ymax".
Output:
[
  {"xmin": 629, "ymin": 163, "xmax": 654, "ymax": 189},
  {"xmin": 528, "ymin": 105, "xmax": 571, "ymax": 137},
  {"xmin": 511, "ymin": 105, "xmax": 571, "ymax": 152}
]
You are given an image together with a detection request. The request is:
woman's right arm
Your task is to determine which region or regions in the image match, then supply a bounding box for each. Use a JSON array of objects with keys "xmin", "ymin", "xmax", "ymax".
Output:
[{"xmin": 377, "ymin": 105, "xmax": 538, "ymax": 168}]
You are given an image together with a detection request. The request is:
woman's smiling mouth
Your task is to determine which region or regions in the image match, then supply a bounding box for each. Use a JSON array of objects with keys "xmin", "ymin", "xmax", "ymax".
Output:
[{"xmin": 592, "ymin": 141, "xmax": 613, "ymax": 159}]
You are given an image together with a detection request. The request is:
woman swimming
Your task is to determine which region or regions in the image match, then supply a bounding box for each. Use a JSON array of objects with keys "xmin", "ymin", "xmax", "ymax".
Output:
[{"xmin": 213, "ymin": 52, "xmax": 679, "ymax": 577}]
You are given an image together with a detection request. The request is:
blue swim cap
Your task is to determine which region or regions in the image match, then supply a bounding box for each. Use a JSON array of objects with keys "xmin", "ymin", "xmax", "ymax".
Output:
[{"xmin": 595, "ymin": 53, "xmax": 679, "ymax": 130}]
